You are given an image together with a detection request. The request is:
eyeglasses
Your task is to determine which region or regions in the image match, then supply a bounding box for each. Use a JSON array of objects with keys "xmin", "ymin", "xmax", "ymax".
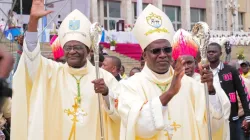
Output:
[
  {"xmin": 63, "ymin": 45, "xmax": 84, "ymax": 52},
  {"xmin": 148, "ymin": 47, "xmax": 172, "ymax": 55}
]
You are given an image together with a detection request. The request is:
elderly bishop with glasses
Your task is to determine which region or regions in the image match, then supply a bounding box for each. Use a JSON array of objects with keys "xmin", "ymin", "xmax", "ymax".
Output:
[
  {"xmin": 11, "ymin": 0, "xmax": 120, "ymax": 140},
  {"xmin": 118, "ymin": 4, "xmax": 228, "ymax": 140}
]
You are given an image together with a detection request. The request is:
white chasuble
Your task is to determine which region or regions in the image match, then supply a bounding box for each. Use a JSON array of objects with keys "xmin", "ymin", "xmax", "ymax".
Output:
[
  {"xmin": 11, "ymin": 41, "xmax": 121, "ymax": 140},
  {"xmin": 118, "ymin": 64, "xmax": 225, "ymax": 140}
]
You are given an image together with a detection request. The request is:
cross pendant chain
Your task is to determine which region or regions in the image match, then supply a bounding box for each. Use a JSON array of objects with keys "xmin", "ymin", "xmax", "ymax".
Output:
[
  {"xmin": 72, "ymin": 75, "xmax": 84, "ymax": 104},
  {"xmin": 156, "ymin": 83, "xmax": 169, "ymax": 92}
]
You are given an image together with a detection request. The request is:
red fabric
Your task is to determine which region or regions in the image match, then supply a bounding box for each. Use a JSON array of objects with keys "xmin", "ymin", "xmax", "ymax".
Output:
[
  {"xmin": 50, "ymin": 35, "xmax": 64, "ymax": 60},
  {"xmin": 195, "ymin": 67, "xmax": 200, "ymax": 73},
  {"xmin": 100, "ymin": 42, "xmax": 142, "ymax": 60},
  {"xmin": 17, "ymin": 50, "xmax": 22, "ymax": 55}
]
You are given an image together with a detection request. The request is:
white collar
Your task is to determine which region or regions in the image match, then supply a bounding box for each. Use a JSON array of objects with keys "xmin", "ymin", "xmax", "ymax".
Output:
[
  {"xmin": 211, "ymin": 62, "xmax": 224, "ymax": 71},
  {"xmin": 141, "ymin": 63, "xmax": 174, "ymax": 85}
]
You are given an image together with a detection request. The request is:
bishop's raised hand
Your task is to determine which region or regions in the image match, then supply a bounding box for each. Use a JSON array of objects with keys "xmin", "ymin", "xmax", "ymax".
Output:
[
  {"xmin": 169, "ymin": 57, "xmax": 185, "ymax": 95},
  {"xmin": 28, "ymin": 0, "xmax": 53, "ymax": 32},
  {"xmin": 30, "ymin": 0, "xmax": 53, "ymax": 20},
  {"xmin": 160, "ymin": 57, "xmax": 185, "ymax": 106}
]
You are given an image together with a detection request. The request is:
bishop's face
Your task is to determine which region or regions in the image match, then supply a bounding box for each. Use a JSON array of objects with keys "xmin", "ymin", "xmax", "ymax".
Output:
[
  {"xmin": 63, "ymin": 40, "xmax": 89, "ymax": 68},
  {"xmin": 143, "ymin": 39, "xmax": 172, "ymax": 74}
]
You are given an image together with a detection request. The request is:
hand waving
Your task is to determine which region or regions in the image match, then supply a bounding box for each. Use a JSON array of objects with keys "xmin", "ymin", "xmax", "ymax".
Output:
[
  {"xmin": 30, "ymin": 0, "xmax": 53, "ymax": 20},
  {"xmin": 160, "ymin": 57, "xmax": 185, "ymax": 106},
  {"xmin": 169, "ymin": 57, "xmax": 185, "ymax": 95}
]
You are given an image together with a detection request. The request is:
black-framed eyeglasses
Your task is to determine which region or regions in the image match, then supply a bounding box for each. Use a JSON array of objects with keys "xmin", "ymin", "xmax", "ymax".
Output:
[
  {"xmin": 148, "ymin": 47, "xmax": 172, "ymax": 55},
  {"xmin": 63, "ymin": 45, "xmax": 84, "ymax": 52}
]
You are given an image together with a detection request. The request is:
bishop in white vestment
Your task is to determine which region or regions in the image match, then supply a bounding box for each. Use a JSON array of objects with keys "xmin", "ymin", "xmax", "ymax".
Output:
[
  {"xmin": 11, "ymin": 2, "xmax": 120, "ymax": 140},
  {"xmin": 118, "ymin": 4, "xmax": 225, "ymax": 140}
]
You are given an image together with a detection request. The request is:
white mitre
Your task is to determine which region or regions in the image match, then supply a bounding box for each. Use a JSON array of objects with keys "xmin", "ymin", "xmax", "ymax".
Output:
[
  {"xmin": 132, "ymin": 4, "xmax": 175, "ymax": 50},
  {"xmin": 58, "ymin": 9, "xmax": 91, "ymax": 48}
]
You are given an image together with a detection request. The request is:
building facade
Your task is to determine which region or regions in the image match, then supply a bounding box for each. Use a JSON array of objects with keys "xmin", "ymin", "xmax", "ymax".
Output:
[
  {"xmin": 0, "ymin": 0, "xmax": 249, "ymax": 32},
  {"xmin": 94, "ymin": 0, "xmax": 206, "ymax": 31},
  {"xmin": 86, "ymin": 0, "xmax": 250, "ymax": 32}
]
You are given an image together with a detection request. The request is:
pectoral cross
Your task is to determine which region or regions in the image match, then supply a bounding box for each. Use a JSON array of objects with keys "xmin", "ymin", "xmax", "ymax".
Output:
[
  {"xmin": 64, "ymin": 97, "xmax": 87, "ymax": 140},
  {"xmin": 164, "ymin": 121, "xmax": 181, "ymax": 140}
]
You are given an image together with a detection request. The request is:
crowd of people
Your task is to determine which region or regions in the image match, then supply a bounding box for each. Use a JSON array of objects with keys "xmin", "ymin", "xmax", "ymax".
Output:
[
  {"xmin": 210, "ymin": 35, "xmax": 250, "ymax": 46},
  {"xmin": 1, "ymin": 0, "xmax": 250, "ymax": 140}
]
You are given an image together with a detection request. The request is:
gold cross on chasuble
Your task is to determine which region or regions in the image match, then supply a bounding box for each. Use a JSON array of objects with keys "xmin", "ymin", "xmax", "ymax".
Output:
[
  {"xmin": 164, "ymin": 121, "xmax": 181, "ymax": 140},
  {"xmin": 171, "ymin": 122, "xmax": 181, "ymax": 131},
  {"xmin": 64, "ymin": 97, "xmax": 87, "ymax": 140}
]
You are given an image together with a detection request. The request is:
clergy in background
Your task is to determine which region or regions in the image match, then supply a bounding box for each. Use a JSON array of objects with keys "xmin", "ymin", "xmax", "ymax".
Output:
[
  {"xmin": 11, "ymin": 0, "xmax": 120, "ymax": 140},
  {"xmin": 118, "ymin": 4, "xmax": 225, "ymax": 140},
  {"xmin": 172, "ymin": 29, "xmax": 231, "ymax": 140}
]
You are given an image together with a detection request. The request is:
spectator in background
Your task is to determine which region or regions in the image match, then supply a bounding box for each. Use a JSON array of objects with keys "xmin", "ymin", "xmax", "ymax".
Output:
[
  {"xmin": 100, "ymin": 44, "xmax": 108, "ymax": 55},
  {"xmin": 225, "ymin": 41, "xmax": 232, "ymax": 63},
  {"xmin": 102, "ymin": 56, "xmax": 122, "ymax": 81},
  {"xmin": 89, "ymin": 48, "xmax": 105, "ymax": 67},
  {"xmin": 229, "ymin": 61, "xmax": 250, "ymax": 140},
  {"xmin": 241, "ymin": 61, "xmax": 250, "ymax": 80},
  {"xmin": 56, "ymin": 15, "xmax": 62, "ymax": 29},
  {"xmin": 129, "ymin": 67, "xmax": 141, "ymax": 77},
  {"xmin": 207, "ymin": 42, "xmax": 250, "ymax": 140},
  {"xmin": 120, "ymin": 65, "xmax": 127, "ymax": 79}
]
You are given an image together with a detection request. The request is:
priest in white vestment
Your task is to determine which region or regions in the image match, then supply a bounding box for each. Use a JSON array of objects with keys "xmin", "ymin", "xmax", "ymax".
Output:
[
  {"xmin": 172, "ymin": 29, "xmax": 231, "ymax": 140},
  {"xmin": 11, "ymin": 1, "xmax": 120, "ymax": 140},
  {"xmin": 118, "ymin": 4, "xmax": 226, "ymax": 140}
]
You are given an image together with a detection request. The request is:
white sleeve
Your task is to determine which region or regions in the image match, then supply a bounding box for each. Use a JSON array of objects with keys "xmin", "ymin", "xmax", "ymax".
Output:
[
  {"xmin": 25, "ymin": 32, "xmax": 39, "ymax": 52},
  {"xmin": 209, "ymin": 94, "xmax": 223, "ymax": 119},
  {"xmin": 209, "ymin": 86, "xmax": 231, "ymax": 135},
  {"xmin": 135, "ymin": 97, "xmax": 168, "ymax": 138},
  {"xmin": 103, "ymin": 92, "xmax": 120, "ymax": 123},
  {"xmin": 209, "ymin": 83, "xmax": 231, "ymax": 120},
  {"xmin": 103, "ymin": 95, "xmax": 110, "ymax": 109},
  {"xmin": 23, "ymin": 32, "xmax": 41, "ymax": 81}
]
